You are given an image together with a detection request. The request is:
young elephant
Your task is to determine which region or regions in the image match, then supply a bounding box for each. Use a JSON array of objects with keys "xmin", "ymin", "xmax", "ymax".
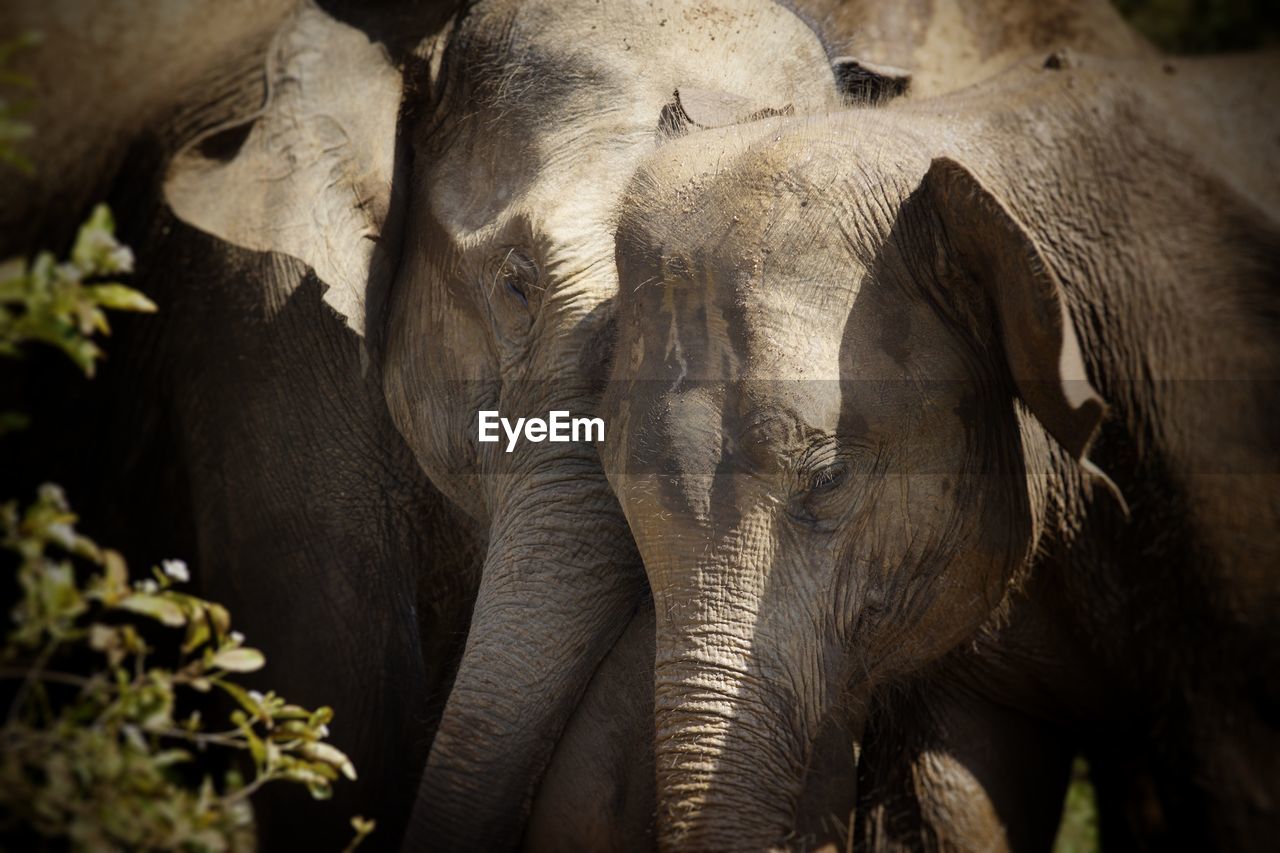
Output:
[{"xmin": 605, "ymin": 53, "xmax": 1280, "ymax": 850}]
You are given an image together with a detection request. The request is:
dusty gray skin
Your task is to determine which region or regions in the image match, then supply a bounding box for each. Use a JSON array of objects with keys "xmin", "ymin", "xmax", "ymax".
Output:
[
  {"xmin": 606, "ymin": 53, "xmax": 1280, "ymax": 850},
  {"xmin": 526, "ymin": 602, "xmax": 658, "ymax": 851},
  {"xmin": 165, "ymin": 0, "xmax": 848, "ymax": 846}
]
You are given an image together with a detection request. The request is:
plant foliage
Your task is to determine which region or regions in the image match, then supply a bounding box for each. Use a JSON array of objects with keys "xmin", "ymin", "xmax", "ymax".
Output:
[
  {"xmin": 0, "ymin": 485, "xmax": 373, "ymax": 850},
  {"xmin": 0, "ymin": 204, "xmax": 154, "ymax": 381}
]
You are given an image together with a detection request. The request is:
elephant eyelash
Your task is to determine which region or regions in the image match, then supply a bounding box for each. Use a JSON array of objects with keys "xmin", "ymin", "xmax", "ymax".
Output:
[
  {"xmin": 806, "ymin": 462, "xmax": 849, "ymax": 495},
  {"xmin": 503, "ymin": 271, "xmax": 528, "ymax": 305},
  {"xmin": 487, "ymin": 247, "xmax": 543, "ymax": 311},
  {"xmin": 794, "ymin": 437, "xmax": 879, "ymax": 499},
  {"xmin": 796, "ymin": 441, "xmax": 841, "ymax": 478},
  {"xmin": 786, "ymin": 458, "xmax": 857, "ymax": 530}
]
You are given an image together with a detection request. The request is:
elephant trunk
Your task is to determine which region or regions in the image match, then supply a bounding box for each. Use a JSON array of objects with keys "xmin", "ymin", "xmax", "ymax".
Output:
[
  {"xmin": 652, "ymin": 652, "xmax": 813, "ymax": 851},
  {"xmin": 648, "ymin": 572, "xmax": 871, "ymax": 853},
  {"xmin": 406, "ymin": 480, "xmax": 642, "ymax": 850}
]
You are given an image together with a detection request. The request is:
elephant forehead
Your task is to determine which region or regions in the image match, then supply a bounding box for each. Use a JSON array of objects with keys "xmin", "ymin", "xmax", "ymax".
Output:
[
  {"xmin": 426, "ymin": 126, "xmax": 634, "ymax": 242},
  {"xmin": 430, "ymin": 0, "xmax": 841, "ymax": 237},
  {"xmin": 489, "ymin": 0, "xmax": 837, "ymax": 106}
]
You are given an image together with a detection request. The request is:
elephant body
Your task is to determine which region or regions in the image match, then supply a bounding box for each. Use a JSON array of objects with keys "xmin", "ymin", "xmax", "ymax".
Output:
[{"xmin": 606, "ymin": 52, "xmax": 1280, "ymax": 850}]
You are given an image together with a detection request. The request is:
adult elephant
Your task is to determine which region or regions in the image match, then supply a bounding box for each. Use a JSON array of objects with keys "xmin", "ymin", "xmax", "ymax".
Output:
[
  {"xmin": 604, "ymin": 52, "xmax": 1280, "ymax": 850},
  {"xmin": 2, "ymin": 1, "xmax": 477, "ymax": 850},
  {"xmin": 165, "ymin": 0, "xmax": 852, "ymax": 846}
]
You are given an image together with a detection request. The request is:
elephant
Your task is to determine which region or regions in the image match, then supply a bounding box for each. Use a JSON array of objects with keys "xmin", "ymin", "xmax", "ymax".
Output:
[
  {"xmin": 162, "ymin": 0, "xmax": 860, "ymax": 846},
  {"xmin": 2, "ymin": 2, "xmax": 481, "ymax": 849},
  {"xmin": 604, "ymin": 51, "xmax": 1280, "ymax": 850}
]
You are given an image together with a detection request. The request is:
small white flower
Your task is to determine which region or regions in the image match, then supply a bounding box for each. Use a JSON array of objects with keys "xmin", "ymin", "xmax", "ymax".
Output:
[
  {"xmin": 161, "ymin": 559, "xmax": 190, "ymax": 583},
  {"xmin": 229, "ymin": 630, "xmax": 245, "ymax": 645},
  {"xmin": 248, "ymin": 690, "xmax": 265, "ymax": 705},
  {"xmin": 317, "ymin": 724, "xmax": 330, "ymax": 738},
  {"xmin": 138, "ymin": 579, "xmax": 159, "ymax": 594}
]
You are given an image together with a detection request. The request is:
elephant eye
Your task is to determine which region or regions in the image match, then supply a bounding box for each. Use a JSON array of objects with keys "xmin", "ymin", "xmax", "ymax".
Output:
[
  {"xmin": 806, "ymin": 462, "xmax": 848, "ymax": 495},
  {"xmin": 494, "ymin": 248, "xmax": 540, "ymax": 309},
  {"xmin": 787, "ymin": 461, "xmax": 849, "ymax": 528}
]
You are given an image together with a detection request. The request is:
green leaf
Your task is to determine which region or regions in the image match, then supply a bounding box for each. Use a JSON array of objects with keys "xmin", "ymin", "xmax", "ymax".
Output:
[
  {"xmin": 101, "ymin": 549, "xmax": 128, "ymax": 594},
  {"xmin": 116, "ymin": 594, "xmax": 186, "ymax": 627},
  {"xmin": 343, "ymin": 816, "xmax": 376, "ymax": 853},
  {"xmin": 274, "ymin": 704, "xmax": 312, "ymax": 721},
  {"xmin": 299, "ymin": 742, "xmax": 357, "ymax": 781},
  {"xmin": 209, "ymin": 648, "xmax": 265, "ymax": 673},
  {"xmin": 85, "ymin": 284, "xmax": 156, "ymax": 313},
  {"xmin": 182, "ymin": 615, "xmax": 210, "ymax": 655},
  {"xmin": 70, "ymin": 205, "xmax": 133, "ymax": 275},
  {"xmin": 205, "ymin": 603, "xmax": 230, "ymax": 638},
  {"xmin": 241, "ymin": 722, "xmax": 266, "ymax": 771},
  {"xmin": 152, "ymin": 749, "xmax": 192, "ymax": 768},
  {"xmin": 279, "ymin": 765, "xmax": 333, "ymax": 800}
]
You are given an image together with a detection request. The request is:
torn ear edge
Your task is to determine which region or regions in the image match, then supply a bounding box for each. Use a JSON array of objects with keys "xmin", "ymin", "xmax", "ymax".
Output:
[
  {"xmin": 922, "ymin": 156, "xmax": 1128, "ymax": 518},
  {"xmin": 162, "ymin": 2, "xmax": 406, "ymax": 343}
]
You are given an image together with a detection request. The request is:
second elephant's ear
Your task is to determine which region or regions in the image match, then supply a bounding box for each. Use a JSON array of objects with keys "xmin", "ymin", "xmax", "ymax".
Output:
[
  {"xmin": 164, "ymin": 3, "xmax": 404, "ymax": 338},
  {"xmin": 923, "ymin": 157, "xmax": 1106, "ymax": 463}
]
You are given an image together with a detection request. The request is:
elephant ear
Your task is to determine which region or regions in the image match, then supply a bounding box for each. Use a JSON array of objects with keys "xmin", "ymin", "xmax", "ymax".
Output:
[
  {"xmin": 923, "ymin": 157, "xmax": 1106, "ymax": 464},
  {"xmin": 163, "ymin": 3, "xmax": 403, "ymax": 338}
]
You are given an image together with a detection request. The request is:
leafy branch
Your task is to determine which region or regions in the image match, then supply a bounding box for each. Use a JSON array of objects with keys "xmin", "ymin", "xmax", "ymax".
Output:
[
  {"xmin": 0, "ymin": 204, "xmax": 155, "ymax": 378},
  {"xmin": 0, "ymin": 484, "xmax": 373, "ymax": 851}
]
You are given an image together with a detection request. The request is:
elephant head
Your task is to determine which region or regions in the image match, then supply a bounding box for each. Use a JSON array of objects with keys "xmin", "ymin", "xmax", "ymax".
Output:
[
  {"xmin": 164, "ymin": 0, "xmax": 850, "ymax": 844},
  {"xmin": 604, "ymin": 111, "xmax": 1115, "ymax": 848}
]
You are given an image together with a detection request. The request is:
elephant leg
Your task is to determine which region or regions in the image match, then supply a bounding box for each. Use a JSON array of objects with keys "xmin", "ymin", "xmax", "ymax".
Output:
[{"xmin": 856, "ymin": 676, "xmax": 1074, "ymax": 852}]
